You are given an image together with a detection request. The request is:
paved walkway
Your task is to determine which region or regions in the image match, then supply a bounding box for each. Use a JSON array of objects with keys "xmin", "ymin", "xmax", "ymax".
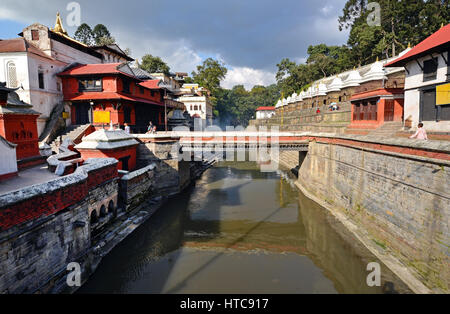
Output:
[{"xmin": 0, "ymin": 165, "xmax": 58, "ymax": 195}]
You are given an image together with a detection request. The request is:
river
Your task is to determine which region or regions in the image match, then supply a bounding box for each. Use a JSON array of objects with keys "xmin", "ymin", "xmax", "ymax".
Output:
[{"xmin": 78, "ymin": 160, "xmax": 410, "ymax": 294}]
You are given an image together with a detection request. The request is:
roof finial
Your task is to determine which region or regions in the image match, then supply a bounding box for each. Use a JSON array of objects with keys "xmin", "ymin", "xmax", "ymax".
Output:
[
  {"xmin": 408, "ymin": 42, "xmax": 411, "ymax": 48},
  {"xmin": 376, "ymin": 56, "xmax": 379, "ymax": 62},
  {"xmin": 52, "ymin": 12, "xmax": 68, "ymax": 35},
  {"xmin": 441, "ymin": 22, "xmax": 444, "ymax": 29}
]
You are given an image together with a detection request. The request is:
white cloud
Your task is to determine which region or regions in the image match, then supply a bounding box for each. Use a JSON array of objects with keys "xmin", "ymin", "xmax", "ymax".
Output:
[
  {"xmin": 222, "ymin": 67, "xmax": 276, "ymax": 90},
  {"xmin": 320, "ymin": 5, "xmax": 334, "ymax": 16}
]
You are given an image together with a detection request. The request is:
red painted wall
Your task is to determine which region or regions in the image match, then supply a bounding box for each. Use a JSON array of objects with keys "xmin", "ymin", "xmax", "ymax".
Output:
[
  {"xmin": 78, "ymin": 145, "xmax": 137, "ymax": 171},
  {"xmin": 0, "ymin": 162, "xmax": 118, "ymax": 231},
  {"xmin": 0, "ymin": 114, "xmax": 40, "ymax": 160}
]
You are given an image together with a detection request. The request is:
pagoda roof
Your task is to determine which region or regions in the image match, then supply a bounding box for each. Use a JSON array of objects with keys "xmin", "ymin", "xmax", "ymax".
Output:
[
  {"xmin": 91, "ymin": 44, "xmax": 134, "ymax": 62},
  {"xmin": 63, "ymin": 91, "xmax": 164, "ymax": 106},
  {"xmin": 139, "ymin": 79, "xmax": 163, "ymax": 90}
]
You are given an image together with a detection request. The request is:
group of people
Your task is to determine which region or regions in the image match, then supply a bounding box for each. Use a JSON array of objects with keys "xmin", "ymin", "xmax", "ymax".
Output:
[
  {"xmin": 121, "ymin": 121, "xmax": 157, "ymax": 134},
  {"xmin": 146, "ymin": 121, "xmax": 157, "ymax": 134}
]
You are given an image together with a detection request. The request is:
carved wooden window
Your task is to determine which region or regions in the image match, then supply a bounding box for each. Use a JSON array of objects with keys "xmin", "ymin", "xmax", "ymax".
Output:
[{"xmin": 7, "ymin": 62, "xmax": 18, "ymax": 88}]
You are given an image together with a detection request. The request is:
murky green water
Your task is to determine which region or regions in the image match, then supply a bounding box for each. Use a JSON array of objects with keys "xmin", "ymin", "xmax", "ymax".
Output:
[{"xmin": 78, "ymin": 160, "xmax": 410, "ymax": 294}]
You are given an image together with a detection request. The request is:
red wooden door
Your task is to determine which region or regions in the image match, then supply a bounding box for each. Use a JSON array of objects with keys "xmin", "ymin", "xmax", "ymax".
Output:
[{"xmin": 384, "ymin": 99, "xmax": 394, "ymax": 121}]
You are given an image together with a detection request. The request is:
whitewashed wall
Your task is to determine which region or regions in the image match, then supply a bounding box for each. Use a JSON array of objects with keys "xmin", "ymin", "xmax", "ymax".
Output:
[
  {"xmin": 0, "ymin": 140, "xmax": 17, "ymax": 176},
  {"xmin": 404, "ymin": 51, "xmax": 450, "ymax": 132}
]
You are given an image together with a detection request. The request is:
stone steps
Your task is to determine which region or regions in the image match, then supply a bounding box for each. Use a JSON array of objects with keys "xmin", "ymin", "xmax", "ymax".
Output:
[
  {"xmin": 50, "ymin": 124, "xmax": 91, "ymax": 151},
  {"xmin": 369, "ymin": 122, "xmax": 404, "ymax": 137}
]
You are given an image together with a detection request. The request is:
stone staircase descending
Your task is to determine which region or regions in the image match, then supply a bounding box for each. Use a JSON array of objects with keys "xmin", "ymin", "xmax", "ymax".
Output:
[
  {"xmin": 50, "ymin": 124, "xmax": 92, "ymax": 152},
  {"xmin": 369, "ymin": 121, "xmax": 404, "ymax": 137}
]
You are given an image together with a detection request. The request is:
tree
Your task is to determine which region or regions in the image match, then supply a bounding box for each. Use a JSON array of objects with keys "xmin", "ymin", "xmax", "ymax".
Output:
[
  {"xmin": 339, "ymin": 0, "xmax": 449, "ymax": 63},
  {"xmin": 214, "ymin": 84, "xmax": 280, "ymax": 127},
  {"xmin": 191, "ymin": 58, "xmax": 228, "ymax": 95},
  {"xmin": 138, "ymin": 54, "xmax": 170, "ymax": 75},
  {"xmin": 74, "ymin": 23, "xmax": 94, "ymax": 45},
  {"xmin": 92, "ymin": 24, "xmax": 114, "ymax": 45}
]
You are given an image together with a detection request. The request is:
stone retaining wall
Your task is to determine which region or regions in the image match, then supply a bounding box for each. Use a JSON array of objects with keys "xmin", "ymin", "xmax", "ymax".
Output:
[
  {"xmin": 297, "ymin": 137, "xmax": 450, "ymax": 293},
  {"xmin": 0, "ymin": 158, "xmax": 118, "ymax": 294},
  {"xmin": 119, "ymin": 164, "xmax": 156, "ymax": 211}
]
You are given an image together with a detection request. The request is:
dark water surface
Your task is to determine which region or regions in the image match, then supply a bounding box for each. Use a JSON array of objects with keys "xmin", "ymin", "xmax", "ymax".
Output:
[{"xmin": 78, "ymin": 161, "xmax": 409, "ymax": 294}]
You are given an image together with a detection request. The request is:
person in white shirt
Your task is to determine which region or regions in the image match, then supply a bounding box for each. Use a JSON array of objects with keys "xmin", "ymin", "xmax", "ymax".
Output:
[{"xmin": 124, "ymin": 123, "xmax": 131, "ymax": 134}]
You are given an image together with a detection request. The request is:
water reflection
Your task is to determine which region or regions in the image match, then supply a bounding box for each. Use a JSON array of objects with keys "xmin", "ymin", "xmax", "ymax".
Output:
[{"xmin": 78, "ymin": 160, "xmax": 410, "ymax": 294}]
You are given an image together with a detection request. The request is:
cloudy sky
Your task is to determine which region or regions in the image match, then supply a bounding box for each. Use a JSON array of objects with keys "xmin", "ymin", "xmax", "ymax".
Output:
[{"xmin": 0, "ymin": 0, "xmax": 349, "ymax": 89}]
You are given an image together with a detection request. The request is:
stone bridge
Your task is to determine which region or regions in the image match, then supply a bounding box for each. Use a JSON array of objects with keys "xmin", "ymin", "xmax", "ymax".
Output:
[{"xmin": 174, "ymin": 131, "xmax": 310, "ymax": 152}]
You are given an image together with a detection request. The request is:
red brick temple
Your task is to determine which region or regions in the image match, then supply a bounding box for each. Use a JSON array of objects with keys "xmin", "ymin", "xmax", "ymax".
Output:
[
  {"xmin": 74, "ymin": 128, "xmax": 139, "ymax": 171},
  {"xmin": 0, "ymin": 82, "xmax": 40, "ymax": 162},
  {"xmin": 348, "ymin": 88, "xmax": 405, "ymax": 129},
  {"xmin": 58, "ymin": 63, "xmax": 169, "ymax": 133}
]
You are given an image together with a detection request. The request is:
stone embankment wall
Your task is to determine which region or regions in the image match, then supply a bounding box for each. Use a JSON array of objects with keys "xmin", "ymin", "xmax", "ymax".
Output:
[
  {"xmin": 250, "ymin": 103, "xmax": 351, "ymax": 133},
  {"xmin": 296, "ymin": 134, "xmax": 449, "ymax": 293},
  {"xmin": 0, "ymin": 134, "xmax": 202, "ymax": 293},
  {"xmin": 119, "ymin": 164, "xmax": 156, "ymax": 211},
  {"xmin": 136, "ymin": 136, "xmax": 191, "ymax": 195},
  {"xmin": 0, "ymin": 158, "xmax": 118, "ymax": 293}
]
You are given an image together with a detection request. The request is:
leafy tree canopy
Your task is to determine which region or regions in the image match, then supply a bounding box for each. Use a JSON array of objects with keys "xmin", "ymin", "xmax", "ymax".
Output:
[
  {"xmin": 191, "ymin": 58, "xmax": 228, "ymax": 95},
  {"xmin": 74, "ymin": 23, "xmax": 94, "ymax": 45},
  {"xmin": 138, "ymin": 54, "xmax": 171, "ymax": 75}
]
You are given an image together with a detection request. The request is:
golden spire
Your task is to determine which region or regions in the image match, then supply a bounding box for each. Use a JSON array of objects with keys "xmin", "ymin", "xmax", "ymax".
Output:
[
  {"xmin": 408, "ymin": 42, "xmax": 411, "ymax": 48},
  {"xmin": 376, "ymin": 56, "xmax": 379, "ymax": 62},
  {"xmin": 52, "ymin": 12, "xmax": 68, "ymax": 35}
]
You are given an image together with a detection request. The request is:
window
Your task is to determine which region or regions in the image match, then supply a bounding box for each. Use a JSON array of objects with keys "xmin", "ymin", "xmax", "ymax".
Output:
[
  {"xmin": 423, "ymin": 58, "xmax": 438, "ymax": 82},
  {"xmin": 38, "ymin": 71, "xmax": 45, "ymax": 89},
  {"xmin": 139, "ymin": 86, "xmax": 144, "ymax": 94},
  {"xmin": 194, "ymin": 105, "xmax": 198, "ymax": 110},
  {"xmin": 150, "ymin": 90, "xmax": 155, "ymax": 97},
  {"xmin": 7, "ymin": 62, "xmax": 18, "ymax": 88},
  {"xmin": 122, "ymin": 79, "xmax": 130, "ymax": 93},
  {"xmin": 78, "ymin": 78, "xmax": 102, "ymax": 92},
  {"xmin": 31, "ymin": 30, "xmax": 39, "ymax": 41},
  {"xmin": 123, "ymin": 106, "xmax": 131, "ymax": 123},
  {"xmin": 421, "ymin": 89, "xmax": 437, "ymax": 121}
]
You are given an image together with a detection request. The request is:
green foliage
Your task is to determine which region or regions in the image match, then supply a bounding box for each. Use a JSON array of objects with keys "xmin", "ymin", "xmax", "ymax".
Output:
[
  {"xmin": 138, "ymin": 54, "xmax": 171, "ymax": 75},
  {"xmin": 276, "ymin": 1, "xmax": 449, "ymax": 97},
  {"xmin": 74, "ymin": 23, "xmax": 116, "ymax": 46},
  {"xmin": 214, "ymin": 84, "xmax": 280, "ymax": 127},
  {"xmin": 276, "ymin": 43, "xmax": 353, "ymax": 96},
  {"xmin": 339, "ymin": 0, "xmax": 449, "ymax": 63},
  {"xmin": 92, "ymin": 24, "xmax": 114, "ymax": 45},
  {"xmin": 74, "ymin": 23, "xmax": 94, "ymax": 45},
  {"xmin": 191, "ymin": 58, "xmax": 228, "ymax": 95}
]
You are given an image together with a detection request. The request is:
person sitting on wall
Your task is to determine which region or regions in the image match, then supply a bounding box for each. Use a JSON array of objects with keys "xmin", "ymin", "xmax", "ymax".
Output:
[
  {"xmin": 409, "ymin": 123, "xmax": 428, "ymax": 140},
  {"xmin": 124, "ymin": 123, "xmax": 130, "ymax": 134},
  {"xmin": 146, "ymin": 121, "xmax": 153, "ymax": 134}
]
